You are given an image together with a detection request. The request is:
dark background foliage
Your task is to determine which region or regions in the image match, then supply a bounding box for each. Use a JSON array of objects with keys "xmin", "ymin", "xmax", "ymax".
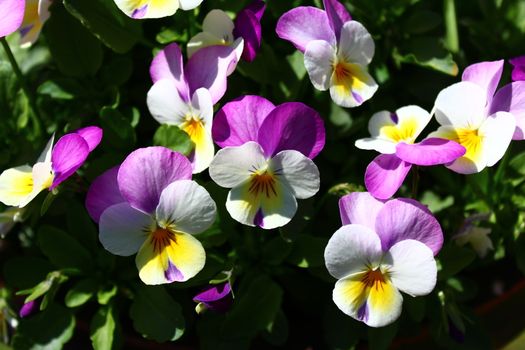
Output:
[{"xmin": 1, "ymin": 0, "xmax": 525, "ymax": 349}]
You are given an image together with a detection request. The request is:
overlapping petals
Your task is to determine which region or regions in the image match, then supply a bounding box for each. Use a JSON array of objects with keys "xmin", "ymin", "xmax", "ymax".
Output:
[
  {"xmin": 0, "ymin": 127, "xmax": 102, "ymax": 208},
  {"xmin": 324, "ymin": 192, "xmax": 441, "ymax": 327},
  {"xmin": 114, "ymin": 0, "xmax": 202, "ymax": 19},
  {"xmin": 18, "ymin": 0, "xmax": 52, "ymax": 47},
  {"xmin": 0, "ymin": 0, "xmax": 25, "ymax": 38},
  {"xmin": 209, "ymin": 96, "xmax": 325, "ymax": 229},
  {"xmin": 355, "ymin": 105, "xmax": 465, "ymax": 199},
  {"xmin": 277, "ymin": 0, "xmax": 377, "ymax": 107},
  {"xmin": 88, "ymin": 147, "xmax": 216, "ymax": 285}
]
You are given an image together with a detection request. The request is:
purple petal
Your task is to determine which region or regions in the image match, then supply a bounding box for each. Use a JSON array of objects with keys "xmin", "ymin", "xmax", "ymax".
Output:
[
  {"xmin": 212, "ymin": 95, "xmax": 275, "ymax": 148},
  {"xmin": 165, "ymin": 261, "xmax": 184, "ymax": 282},
  {"xmin": 364, "ymin": 154, "xmax": 412, "ymax": 200},
  {"xmin": 339, "ymin": 192, "xmax": 385, "ymax": 229},
  {"xmin": 257, "ymin": 102, "xmax": 325, "ymax": 159},
  {"xmin": 395, "ymin": 138, "xmax": 466, "ymax": 166},
  {"xmin": 19, "ymin": 299, "xmax": 39, "ymax": 318},
  {"xmin": 234, "ymin": 7, "xmax": 264, "ymax": 62},
  {"xmin": 86, "ymin": 166, "xmax": 125, "ymax": 223},
  {"xmin": 131, "ymin": 4, "xmax": 148, "ymax": 19},
  {"xmin": 50, "ymin": 134, "xmax": 90, "ymax": 189},
  {"xmin": 185, "ymin": 45, "xmax": 239, "ymax": 104},
  {"xmin": 75, "ymin": 126, "xmax": 103, "ymax": 152},
  {"xmin": 276, "ymin": 6, "xmax": 336, "ymax": 53},
  {"xmin": 489, "ymin": 81, "xmax": 525, "ymax": 140},
  {"xmin": 150, "ymin": 43, "xmax": 190, "ymax": 101},
  {"xmin": 462, "ymin": 60, "xmax": 504, "ymax": 104},
  {"xmin": 375, "ymin": 198, "xmax": 444, "ymax": 255},
  {"xmin": 117, "ymin": 147, "xmax": 193, "ymax": 214},
  {"xmin": 193, "ymin": 282, "xmax": 233, "ymax": 313},
  {"xmin": 510, "ymin": 55, "xmax": 525, "ymax": 81},
  {"xmin": 0, "ymin": 0, "xmax": 25, "ymax": 38},
  {"xmin": 323, "ymin": 0, "xmax": 352, "ymax": 41},
  {"xmin": 244, "ymin": 0, "xmax": 266, "ymax": 21}
]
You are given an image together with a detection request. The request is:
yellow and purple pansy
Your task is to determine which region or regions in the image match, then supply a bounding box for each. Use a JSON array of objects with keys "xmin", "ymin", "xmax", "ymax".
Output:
[
  {"xmin": 147, "ymin": 43, "xmax": 239, "ymax": 174},
  {"xmin": 0, "ymin": 126, "xmax": 102, "ymax": 208},
  {"xmin": 208, "ymin": 95, "xmax": 325, "ymax": 229},
  {"xmin": 187, "ymin": 0, "xmax": 266, "ymax": 62},
  {"xmin": 324, "ymin": 192, "xmax": 442, "ymax": 327},
  {"xmin": 429, "ymin": 60, "xmax": 519, "ymax": 173},
  {"xmin": 276, "ymin": 0, "xmax": 377, "ymax": 108},
  {"xmin": 0, "ymin": 0, "xmax": 25, "ymax": 38},
  {"xmin": 86, "ymin": 147, "xmax": 217, "ymax": 285},
  {"xmin": 355, "ymin": 105, "xmax": 465, "ymax": 199},
  {"xmin": 114, "ymin": 0, "xmax": 203, "ymax": 19}
]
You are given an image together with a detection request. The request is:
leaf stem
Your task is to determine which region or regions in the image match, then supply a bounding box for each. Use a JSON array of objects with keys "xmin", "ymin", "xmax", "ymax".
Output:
[{"xmin": 0, "ymin": 38, "xmax": 42, "ymax": 135}]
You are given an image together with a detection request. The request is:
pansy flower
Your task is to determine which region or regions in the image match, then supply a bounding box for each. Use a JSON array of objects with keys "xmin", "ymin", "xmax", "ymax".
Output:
[
  {"xmin": 429, "ymin": 61, "xmax": 518, "ymax": 173},
  {"xmin": 147, "ymin": 43, "xmax": 239, "ymax": 173},
  {"xmin": 114, "ymin": 0, "xmax": 202, "ymax": 19},
  {"xmin": 509, "ymin": 55, "xmax": 525, "ymax": 82},
  {"xmin": 355, "ymin": 105, "xmax": 465, "ymax": 199},
  {"xmin": 193, "ymin": 281, "xmax": 233, "ymax": 314},
  {"xmin": 324, "ymin": 192, "xmax": 442, "ymax": 327},
  {"xmin": 209, "ymin": 95, "xmax": 325, "ymax": 229},
  {"xmin": 86, "ymin": 147, "xmax": 217, "ymax": 285},
  {"xmin": 0, "ymin": 0, "xmax": 25, "ymax": 38},
  {"xmin": 0, "ymin": 126, "xmax": 102, "ymax": 208},
  {"xmin": 276, "ymin": 0, "xmax": 377, "ymax": 107},
  {"xmin": 187, "ymin": 0, "xmax": 266, "ymax": 62},
  {"xmin": 19, "ymin": 0, "xmax": 52, "ymax": 47}
]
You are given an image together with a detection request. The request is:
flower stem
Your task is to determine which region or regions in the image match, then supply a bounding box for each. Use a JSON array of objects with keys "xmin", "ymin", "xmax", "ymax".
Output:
[
  {"xmin": 0, "ymin": 38, "xmax": 42, "ymax": 135},
  {"xmin": 411, "ymin": 166, "xmax": 420, "ymax": 199},
  {"xmin": 444, "ymin": 0, "xmax": 459, "ymax": 53}
]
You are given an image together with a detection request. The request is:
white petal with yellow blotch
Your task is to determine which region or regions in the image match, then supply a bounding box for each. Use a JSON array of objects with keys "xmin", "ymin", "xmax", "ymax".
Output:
[
  {"xmin": 355, "ymin": 106, "xmax": 431, "ymax": 153},
  {"xmin": 147, "ymin": 82, "xmax": 215, "ymax": 173},
  {"xmin": 136, "ymin": 229, "xmax": 206, "ymax": 285},
  {"xmin": 178, "ymin": 0, "xmax": 202, "ymax": 11},
  {"xmin": 114, "ymin": 0, "xmax": 179, "ymax": 19}
]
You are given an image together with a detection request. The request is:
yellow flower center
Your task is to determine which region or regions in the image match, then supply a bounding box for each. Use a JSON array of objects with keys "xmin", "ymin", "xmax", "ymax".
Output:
[
  {"xmin": 249, "ymin": 170, "xmax": 278, "ymax": 198},
  {"xmin": 447, "ymin": 128, "xmax": 484, "ymax": 161},
  {"xmin": 361, "ymin": 268, "xmax": 388, "ymax": 290},
  {"xmin": 331, "ymin": 60, "xmax": 368, "ymax": 96},
  {"xmin": 150, "ymin": 227, "xmax": 177, "ymax": 254},
  {"xmin": 380, "ymin": 118, "xmax": 419, "ymax": 143}
]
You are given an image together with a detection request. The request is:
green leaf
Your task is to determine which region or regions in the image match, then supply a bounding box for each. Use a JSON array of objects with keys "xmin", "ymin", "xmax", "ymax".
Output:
[
  {"xmin": 129, "ymin": 286, "xmax": 185, "ymax": 342},
  {"xmin": 393, "ymin": 37, "xmax": 458, "ymax": 76},
  {"xmin": 63, "ymin": 0, "xmax": 143, "ymax": 54},
  {"xmin": 90, "ymin": 305, "xmax": 118, "ymax": 350},
  {"xmin": 38, "ymin": 225, "xmax": 93, "ymax": 272},
  {"xmin": 38, "ymin": 79, "xmax": 84, "ymax": 100},
  {"xmin": 97, "ymin": 284, "xmax": 118, "ymax": 305},
  {"xmin": 100, "ymin": 107, "xmax": 136, "ymax": 150},
  {"xmin": 222, "ymin": 276, "xmax": 283, "ymax": 339},
  {"xmin": 43, "ymin": 5, "xmax": 103, "ymax": 77},
  {"xmin": 261, "ymin": 310, "xmax": 289, "ymax": 346},
  {"xmin": 153, "ymin": 125, "xmax": 194, "ymax": 156},
  {"xmin": 286, "ymin": 235, "xmax": 328, "ymax": 268},
  {"xmin": 262, "ymin": 236, "xmax": 293, "ymax": 265},
  {"xmin": 510, "ymin": 152, "xmax": 525, "ymax": 176},
  {"xmin": 65, "ymin": 278, "xmax": 98, "ymax": 308},
  {"xmin": 438, "ymin": 245, "xmax": 476, "ymax": 280},
  {"xmin": 12, "ymin": 304, "xmax": 75, "ymax": 350},
  {"xmin": 403, "ymin": 10, "xmax": 442, "ymax": 34}
]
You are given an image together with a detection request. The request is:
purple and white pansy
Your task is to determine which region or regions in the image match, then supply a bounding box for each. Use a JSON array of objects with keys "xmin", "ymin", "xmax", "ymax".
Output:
[
  {"xmin": 114, "ymin": 0, "xmax": 203, "ymax": 19},
  {"xmin": 86, "ymin": 147, "xmax": 217, "ymax": 285},
  {"xmin": 187, "ymin": 0, "xmax": 266, "ymax": 62},
  {"xmin": 0, "ymin": 126, "xmax": 102, "ymax": 208},
  {"xmin": 429, "ymin": 60, "xmax": 518, "ymax": 173},
  {"xmin": 209, "ymin": 95, "xmax": 325, "ymax": 229},
  {"xmin": 147, "ymin": 42, "xmax": 239, "ymax": 173},
  {"xmin": 355, "ymin": 105, "xmax": 466, "ymax": 199},
  {"xmin": 276, "ymin": 0, "xmax": 377, "ymax": 107},
  {"xmin": 0, "ymin": 0, "xmax": 25, "ymax": 38},
  {"xmin": 324, "ymin": 192, "xmax": 442, "ymax": 327},
  {"xmin": 19, "ymin": 0, "xmax": 52, "ymax": 47}
]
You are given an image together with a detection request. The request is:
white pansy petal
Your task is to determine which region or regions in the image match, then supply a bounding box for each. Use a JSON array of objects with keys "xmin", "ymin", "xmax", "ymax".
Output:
[
  {"xmin": 226, "ymin": 179, "xmax": 297, "ymax": 229},
  {"xmin": 191, "ymin": 88, "xmax": 213, "ymax": 133},
  {"xmin": 99, "ymin": 202, "xmax": 152, "ymax": 256},
  {"xmin": 304, "ymin": 40, "xmax": 336, "ymax": 91},
  {"xmin": 147, "ymin": 79, "xmax": 190, "ymax": 125},
  {"xmin": 354, "ymin": 138, "xmax": 397, "ymax": 154},
  {"xmin": 187, "ymin": 32, "xmax": 224, "ymax": 58},
  {"xmin": 338, "ymin": 21, "xmax": 375, "ymax": 66},
  {"xmin": 333, "ymin": 274, "xmax": 403, "ymax": 328},
  {"xmin": 395, "ymin": 105, "xmax": 432, "ymax": 140},
  {"xmin": 209, "ymin": 142, "xmax": 267, "ymax": 188},
  {"xmin": 329, "ymin": 63, "xmax": 378, "ymax": 108},
  {"xmin": 114, "ymin": 0, "xmax": 179, "ymax": 19},
  {"xmin": 479, "ymin": 111, "xmax": 516, "ymax": 167},
  {"xmin": 0, "ymin": 166, "xmax": 37, "ymax": 207},
  {"xmin": 37, "ymin": 134, "xmax": 55, "ymax": 163},
  {"xmin": 433, "ymin": 81, "xmax": 487, "ymax": 128},
  {"xmin": 384, "ymin": 240, "xmax": 437, "ymax": 297},
  {"xmin": 156, "ymin": 180, "xmax": 217, "ymax": 235},
  {"xmin": 324, "ymin": 224, "xmax": 383, "ymax": 280},
  {"xmin": 202, "ymin": 9, "xmax": 234, "ymax": 41},
  {"xmin": 179, "ymin": 0, "xmax": 203, "ymax": 11},
  {"xmin": 368, "ymin": 111, "xmax": 395, "ymax": 136},
  {"xmin": 271, "ymin": 150, "xmax": 320, "ymax": 199}
]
